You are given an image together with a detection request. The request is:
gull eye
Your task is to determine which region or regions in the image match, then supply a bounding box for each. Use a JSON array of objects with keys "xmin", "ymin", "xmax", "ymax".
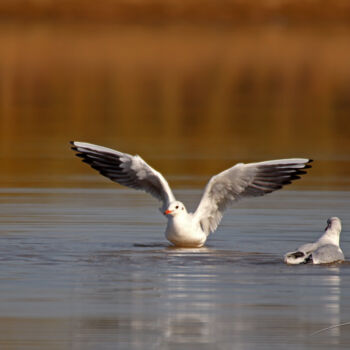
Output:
[
  {"xmin": 182, "ymin": 207, "xmax": 184, "ymax": 210},
  {"xmin": 175, "ymin": 206, "xmax": 179, "ymax": 209}
]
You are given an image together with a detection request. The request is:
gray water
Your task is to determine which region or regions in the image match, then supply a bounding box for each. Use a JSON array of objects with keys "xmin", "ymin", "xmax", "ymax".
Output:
[{"xmin": 0, "ymin": 188, "xmax": 350, "ymax": 349}]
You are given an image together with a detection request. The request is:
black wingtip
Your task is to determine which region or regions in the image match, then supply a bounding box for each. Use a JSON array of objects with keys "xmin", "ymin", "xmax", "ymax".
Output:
[
  {"xmin": 306, "ymin": 159, "xmax": 313, "ymax": 167},
  {"xmin": 75, "ymin": 153, "xmax": 85, "ymax": 158},
  {"xmin": 305, "ymin": 159, "xmax": 314, "ymax": 169},
  {"xmin": 70, "ymin": 141, "xmax": 84, "ymax": 154},
  {"xmin": 303, "ymin": 159, "xmax": 313, "ymax": 169}
]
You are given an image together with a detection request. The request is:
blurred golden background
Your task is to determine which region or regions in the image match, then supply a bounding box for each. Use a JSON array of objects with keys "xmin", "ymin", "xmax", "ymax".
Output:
[{"xmin": 1, "ymin": 1, "xmax": 350, "ymax": 189}]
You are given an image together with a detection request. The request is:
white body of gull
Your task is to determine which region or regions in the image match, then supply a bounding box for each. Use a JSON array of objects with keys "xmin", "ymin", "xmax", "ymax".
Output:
[
  {"xmin": 71, "ymin": 141, "xmax": 312, "ymax": 248},
  {"xmin": 284, "ymin": 217, "xmax": 344, "ymax": 264}
]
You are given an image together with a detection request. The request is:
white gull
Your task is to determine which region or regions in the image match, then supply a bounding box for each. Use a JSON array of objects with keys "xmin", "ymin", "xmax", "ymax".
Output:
[
  {"xmin": 284, "ymin": 217, "xmax": 344, "ymax": 264},
  {"xmin": 71, "ymin": 141, "xmax": 312, "ymax": 248}
]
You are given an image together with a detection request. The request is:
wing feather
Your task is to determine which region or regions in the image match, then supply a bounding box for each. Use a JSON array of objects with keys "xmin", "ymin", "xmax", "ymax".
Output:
[
  {"xmin": 194, "ymin": 158, "xmax": 312, "ymax": 235},
  {"xmin": 71, "ymin": 141, "xmax": 176, "ymax": 210}
]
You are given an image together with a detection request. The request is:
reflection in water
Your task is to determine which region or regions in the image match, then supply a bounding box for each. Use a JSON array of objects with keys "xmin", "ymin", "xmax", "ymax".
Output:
[
  {"xmin": 70, "ymin": 246, "xmax": 350, "ymax": 349},
  {"xmin": 322, "ymin": 273, "xmax": 341, "ymax": 340}
]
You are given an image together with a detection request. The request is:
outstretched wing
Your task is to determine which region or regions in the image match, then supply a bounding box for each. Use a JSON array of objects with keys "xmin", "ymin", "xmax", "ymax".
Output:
[
  {"xmin": 71, "ymin": 141, "xmax": 176, "ymax": 210},
  {"xmin": 194, "ymin": 158, "xmax": 312, "ymax": 235}
]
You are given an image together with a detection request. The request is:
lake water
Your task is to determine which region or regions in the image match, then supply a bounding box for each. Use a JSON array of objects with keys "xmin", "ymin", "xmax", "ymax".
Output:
[{"xmin": 1, "ymin": 187, "xmax": 349, "ymax": 350}]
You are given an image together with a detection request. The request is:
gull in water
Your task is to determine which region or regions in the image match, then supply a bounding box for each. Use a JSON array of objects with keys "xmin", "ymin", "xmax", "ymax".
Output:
[
  {"xmin": 71, "ymin": 141, "xmax": 312, "ymax": 248},
  {"xmin": 284, "ymin": 217, "xmax": 344, "ymax": 264}
]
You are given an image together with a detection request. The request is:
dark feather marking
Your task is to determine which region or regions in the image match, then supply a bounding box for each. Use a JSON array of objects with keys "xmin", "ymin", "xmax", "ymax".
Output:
[
  {"xmin": 75, "ymin": 149, "xmax": 121, "ymax": 162},
  {"xmin": 76, "ymin": 153, "xmax": 120, "ymax": 164},
  {"xmin": 252, "ymin": 181, "xmax": 283, "ymax": 190},
  {"xmin": 304, "ymin": 254, "xmax": 313, "ymax": 264},
  {"xmin": 82, "ymin": 154, "xmax": 122, "ymax": 163},
  {"xmin": 90, "ymin": 163, "xmax": 125, "ymax": 172},
  {"xmin": 291, "ymin": 251, "xmax": 305, "ymax": 258}
]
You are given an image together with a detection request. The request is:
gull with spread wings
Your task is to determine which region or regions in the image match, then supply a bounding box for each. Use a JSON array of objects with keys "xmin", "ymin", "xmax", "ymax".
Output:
[{"xmin": 71, "ymin": 141, "xmax": 312, "ymax": 247}]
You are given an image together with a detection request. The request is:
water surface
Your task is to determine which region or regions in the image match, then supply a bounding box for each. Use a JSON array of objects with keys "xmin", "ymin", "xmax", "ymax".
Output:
[{"xmin": 0, "ymin": 188, "xmax": 349, "ymax": 349}]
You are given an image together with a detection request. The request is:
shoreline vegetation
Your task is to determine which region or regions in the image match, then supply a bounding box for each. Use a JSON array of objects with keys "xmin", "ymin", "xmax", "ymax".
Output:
[
  {"xmin": 0, "ymin": 1, "xmax": 350, "ymax": 26},
  {"xmin": 0, "ymin": 1, "xmax": 350, "ymax": 188}
]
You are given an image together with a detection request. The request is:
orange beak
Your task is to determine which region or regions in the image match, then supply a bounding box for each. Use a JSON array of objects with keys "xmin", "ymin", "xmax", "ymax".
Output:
[{"xmin": 164, "ymin": 209, "xmax": 172, "ymax": 215}]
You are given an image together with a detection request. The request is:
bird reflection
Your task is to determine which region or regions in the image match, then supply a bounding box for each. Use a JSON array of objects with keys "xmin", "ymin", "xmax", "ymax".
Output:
[{"xmin": 320, "ymin": 272, "xmax": 341, "ymax": 339}]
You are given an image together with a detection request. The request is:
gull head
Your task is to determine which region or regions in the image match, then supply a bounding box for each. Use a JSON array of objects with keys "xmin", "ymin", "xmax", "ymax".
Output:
[
  {"xmin": 164, "ymin": 201, "xmax": 187, "ymax": 217},
  {"xmin": 326, "ymin": 217, "xmax": 342, "ymax": 234}
]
